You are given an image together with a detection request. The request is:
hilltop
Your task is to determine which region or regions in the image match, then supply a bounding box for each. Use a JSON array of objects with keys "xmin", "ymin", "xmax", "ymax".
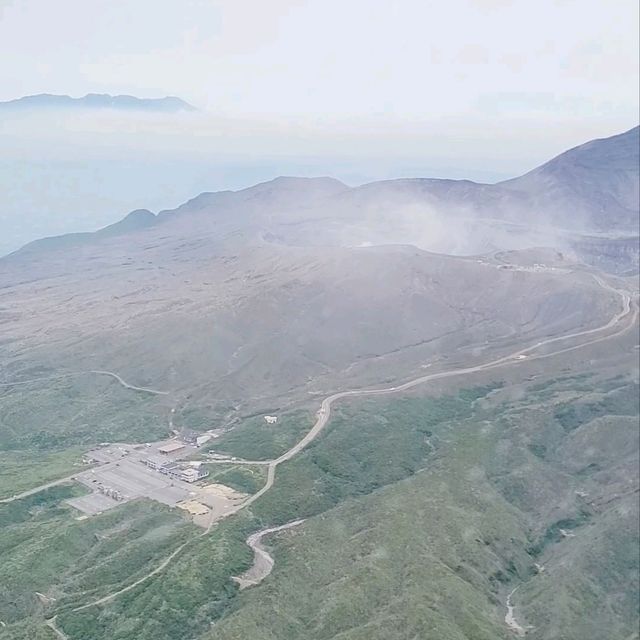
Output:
[{"xmin": 0, "ymin": 93, "xmax": 197, "ymax": 112}]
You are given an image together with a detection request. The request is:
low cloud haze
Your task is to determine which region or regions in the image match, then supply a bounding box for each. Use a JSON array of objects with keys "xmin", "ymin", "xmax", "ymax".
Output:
[
  {"xmin": 0, "ymin": 0, "xmax": 637, "ymax": 254},
  {"xmin": 2, "ymin": 0, "xmax": 637, "ymax": 120},
  {"xmin": 0, "ymin": 108, "xmax": 615, "ymax": 256}
]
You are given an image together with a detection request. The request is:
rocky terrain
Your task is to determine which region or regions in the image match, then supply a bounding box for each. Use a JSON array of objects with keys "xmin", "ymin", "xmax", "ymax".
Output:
[{"xmin": 0, "ymin": 241, "xmax": 618, "ymax": 423}]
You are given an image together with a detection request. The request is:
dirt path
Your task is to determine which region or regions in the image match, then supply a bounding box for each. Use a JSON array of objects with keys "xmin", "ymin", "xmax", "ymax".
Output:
[
  {"xmin": 232, "ymin": 519, "xmax": 305, "ymax": 589},
  {"xmin": 88, "ymin": 370, "xmax": 169, "ymax": 395},
  {"xmin": 45, "ymin": 616, "xmax": 69, "ymax": 640},
  {"xmin": 72, "ymin": 540, "xmax": 191, "ymax": 611},
  {"xmin": 40, "ymin": 273, "xmax": 636, "ymax": 630},
  {"xmin": 505, "ymin": 587, "xmax": 526, "ymax": 637}
]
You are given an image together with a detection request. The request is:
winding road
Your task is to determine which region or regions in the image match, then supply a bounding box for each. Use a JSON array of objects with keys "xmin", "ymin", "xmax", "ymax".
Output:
[{"xmin": 222, "ymin": 273, "xmax": 635, "ymax": 519}]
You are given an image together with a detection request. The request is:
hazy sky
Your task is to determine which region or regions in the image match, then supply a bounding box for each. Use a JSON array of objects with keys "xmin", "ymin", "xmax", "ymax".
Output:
[
  {"xmin": 1, "ymin": 0, "xmax": 638, "ymax": 135},
  {"xmin": 0, "ymin": 0, "xmax": 638, "ymax": 254}
]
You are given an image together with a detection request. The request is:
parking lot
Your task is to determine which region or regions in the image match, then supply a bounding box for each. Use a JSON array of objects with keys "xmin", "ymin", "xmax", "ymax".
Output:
[
  {"xmin": 67, "ymin": 492, "xmax": 122, "ymax": 515},
  {"xmin": 65, "ymin": 438, "xmax": 200, "ymax": 515}
]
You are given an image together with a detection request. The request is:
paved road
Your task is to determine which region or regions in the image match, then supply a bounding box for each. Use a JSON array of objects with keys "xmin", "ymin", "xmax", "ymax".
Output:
[
  {"xmin": 0, "ymin": 474, "xmax": 78, "ymax": 505},
  {"xmin": 6, "ymin": 279, "xmax": 630, "ymax": 501},
  {"xmin": 205, "ymin": 459, "xmax": 271, "ymax": 466},
  {"xmin": 46, "ymin": 271, "xmax": 639, "ymax": 619},
  {"xmin": 230, "ymin": 273, "xmax": 636, "ymax": 517}
]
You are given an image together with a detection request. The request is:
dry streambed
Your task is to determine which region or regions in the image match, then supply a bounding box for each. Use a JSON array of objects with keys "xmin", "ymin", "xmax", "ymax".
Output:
[
  {"xmin": 505, "ymin": 587, "xmax": 526, "ymax": 637},
  {"xmin": 232, "ymin": 519, "xmax": 305, "ymax": 589}
]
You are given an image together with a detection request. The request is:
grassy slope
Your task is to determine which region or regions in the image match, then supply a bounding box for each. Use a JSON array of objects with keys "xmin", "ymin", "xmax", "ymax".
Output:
[
  {"xmin": 205, "ymin": 410, "xmax": 315, "ymax": 461},
  {"xmin": 0, "ymin": 377, "xmax": 168, "ymax": 451},
  {"xmin": 0, "ymin": 492, "xmax": 194, "ymax": 639},
  {"xmin": 209, "ymin": 393, "xmax": 529, "ymax": 640},
  {"xmin": 208, "ymin": 377, "xmax": 639, "ymax": 640},
  {"xmin": 0, "ymin": 376, "xmax": 168, "ymax": 498},
  {"xmin": 0, "ymin": 447, "xmax": 85, "ymax": 499},
  {"xmin": 2, "ymin": 374, "xmax": 637, "ymax": 639},
  {"xmin": 211, "ymin": 434, "xmax": 527, "ymax": 639},
  {"xmin": 55, "ymin": 512, "xmax": 257, "ymax": 640},
  {"xmin": 51, "ymin": 386, "xmax": 502, "ymax": 640}
]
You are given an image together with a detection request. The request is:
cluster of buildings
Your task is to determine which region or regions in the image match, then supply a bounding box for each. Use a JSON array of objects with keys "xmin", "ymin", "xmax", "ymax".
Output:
[
  {"xmin": 178, "ymin": 428, "xmax": 215, "ymax": 448},
  {"xmin": 143, "ymin": 455, "xmax": 209, "ymax": 483}
]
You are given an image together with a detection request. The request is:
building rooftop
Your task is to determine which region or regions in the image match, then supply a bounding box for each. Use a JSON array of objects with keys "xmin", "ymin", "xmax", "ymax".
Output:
[
  {"xmin": 158, "ymin": 441, "xmax": 186, "ymax": 454},
  {"xmin": 144, "ymin": 454, "xmax": 170, "ymax": 468}
]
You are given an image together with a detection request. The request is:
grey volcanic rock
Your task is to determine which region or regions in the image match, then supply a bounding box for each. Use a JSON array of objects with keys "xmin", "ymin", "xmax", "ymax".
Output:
[
  {"xmin": 0, "ymin": 93, "xmax": 196, "ymax": 112},
  {"xmin": 160, "ymin": 176, "xmax": 348, "ymax": 218},
  {"xmin": 501, "ymin": 126, "xmax": 639, "ymax": 232},
  {"xmin": 0, "ymin": 239, "xmax": 615, "ymax": 415},
  {"xmin": 570, "ymin": 235, "xmax": 640, "ymax": 275},
  {"xmin": 148, "ymin": 128, "xmax": 637, "ymax": 263}
]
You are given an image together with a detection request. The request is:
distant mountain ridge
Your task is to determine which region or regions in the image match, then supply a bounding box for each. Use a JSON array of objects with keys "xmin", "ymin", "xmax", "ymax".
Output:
[
  {"xmin": 0, "ymin": 93, "xmax": 197, "ymax": 112},
  {"xmin": 19, "ymin": 209, "xmax": 156, "ymax": 253},
  {"xmin": 500, "ymin": 126, "xmax": 639, "ymax": 232},
  {"xmin": 6, "ymin": 126, "xmax": 639, "ymax": 273}
]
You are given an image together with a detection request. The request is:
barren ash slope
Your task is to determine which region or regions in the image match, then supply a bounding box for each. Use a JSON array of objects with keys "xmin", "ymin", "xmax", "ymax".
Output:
[
  {"xmin": 263, "ymin": 126, "xmax": 639, "ymax": 268},
  {"xmin": 0, "ymin": 127, "xmax": 638, "ymax": 640},
  {"xmin": 1, "ymin": 127, "xmax": 637, "ymax": 408},
  {"xmin": 1, "ymin": 135, "xmax": 635, "ymax": 412}
]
